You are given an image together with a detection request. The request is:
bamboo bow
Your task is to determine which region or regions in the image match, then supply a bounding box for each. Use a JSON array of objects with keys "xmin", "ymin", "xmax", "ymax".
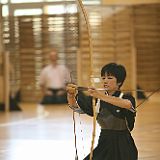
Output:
[
  {"xmin": 74, "ymin": 1, "xmax": 160, "ymax": 159},
  {"xmin": 76, "ymin": 0, "xmax": 96, "ymax": 159}
]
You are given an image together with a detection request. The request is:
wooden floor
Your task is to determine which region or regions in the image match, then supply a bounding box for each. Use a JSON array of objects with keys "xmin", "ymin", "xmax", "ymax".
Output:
[{"xmin": 0, "ymin": 94, "xmax": 160, "ymax": 160}]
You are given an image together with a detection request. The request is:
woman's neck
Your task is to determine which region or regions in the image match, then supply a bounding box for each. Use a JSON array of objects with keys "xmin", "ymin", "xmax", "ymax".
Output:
[{"xmin": 107, "ymin": 87, "xmax": 120, "ymax": 96}]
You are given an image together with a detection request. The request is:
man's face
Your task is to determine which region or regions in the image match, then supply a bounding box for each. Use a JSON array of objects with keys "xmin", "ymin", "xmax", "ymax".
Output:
[{"xmin": 50, "ymin": 51, "xmax": 57, "ymax": 62}]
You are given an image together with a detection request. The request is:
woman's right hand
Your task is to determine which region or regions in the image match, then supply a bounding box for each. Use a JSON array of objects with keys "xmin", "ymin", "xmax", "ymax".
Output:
[
  {"xmin": 66, "ymin": 83, "xmax": 77, "ymax": 95},
  {"xmin": 66, "ymin": 83, "xmax": 77, "ymax": 105}
]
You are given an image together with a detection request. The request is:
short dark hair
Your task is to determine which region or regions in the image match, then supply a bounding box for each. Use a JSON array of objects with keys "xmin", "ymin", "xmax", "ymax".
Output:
[{"xmin": 101, "ymin": 63, "xmax": 126, "ymax": 88}]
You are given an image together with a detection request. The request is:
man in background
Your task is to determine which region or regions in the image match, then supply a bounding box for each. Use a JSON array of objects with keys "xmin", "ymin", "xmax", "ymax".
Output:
[{"xmin": 39, "ymin": 49, "xmax": 71, "ymax": 104}]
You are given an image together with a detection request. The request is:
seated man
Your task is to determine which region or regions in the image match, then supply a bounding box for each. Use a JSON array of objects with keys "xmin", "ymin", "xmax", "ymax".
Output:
[{"xmin": 39, "ymin": 49, "xmax": 71, "ymax": 104}]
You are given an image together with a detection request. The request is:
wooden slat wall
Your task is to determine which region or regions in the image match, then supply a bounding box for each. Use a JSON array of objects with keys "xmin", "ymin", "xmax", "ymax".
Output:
[
  {"xmin": 0, "ymin": 4, "xmax": 4, "ymax": 102},
  {"xmin": 78, "ymin": 4, "xmax": 160, "ymax": 91},
  {"xmin": 1, "ymin": 16, "xmax": 21, "ymax": 103},
  {"xmin": 19, "ymin": 14, "xmax": 79, "ymax": 102},
  {"xmin": 2, "ymin": 3, "xmax": 160, "ymax": 102},
  {"xmin": 78, "ymin": 5, "xmax": 136, "ymax": 90},
  {"xmin": 18, "ymin": 17, "xmax": 36, "ymax": 101},
  {"xmin": 133, "ymin": 4, "xmax": 160, "ymax": 90},
  {"xmin": 3, "ymin": 12, "xmax": 79, "ymax": 102}
]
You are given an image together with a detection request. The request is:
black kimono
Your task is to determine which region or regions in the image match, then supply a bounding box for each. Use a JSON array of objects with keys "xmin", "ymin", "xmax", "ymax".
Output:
[{"xmin": 77, "ymin": 91, "xmax": 138, "ymax": 160}]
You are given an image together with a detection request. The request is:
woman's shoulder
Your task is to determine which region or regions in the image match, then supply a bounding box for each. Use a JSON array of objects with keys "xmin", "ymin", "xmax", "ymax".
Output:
[
  {"xmin": 123, "ymin": 93, "xmax": 136, "ymax": 108},
  {"xmin": 123, "ymin": 93, "xmax": 135, "ymax": 100}
]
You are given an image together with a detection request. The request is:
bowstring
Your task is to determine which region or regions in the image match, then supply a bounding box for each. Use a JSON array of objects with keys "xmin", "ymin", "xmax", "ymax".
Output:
[
  {"xmin": 75, "ymin": 0, "xmax": 97, "ymax": 159},
  {"xmin": 78, "ymin": 113, "xmax": 86, "ymax": 158},
  {"xmin": 76, "ymin": 86, "xmax": 160, "ymax": 109},
  {"xmin": 70, "ymin": 72, "xmax": 79, "ymax": 160},
  {"xmin": 72, "ymin": 111, "xmax": 79, "ymax": 160},
  {"xmin": 69, "ymin": 71, "xmax": 85, "ymax": 160}
]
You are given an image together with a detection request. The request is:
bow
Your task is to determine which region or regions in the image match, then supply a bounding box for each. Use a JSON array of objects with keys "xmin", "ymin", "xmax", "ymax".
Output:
[
  {"xmin": 76, "ymin": 0, "xmax": 96, "ymax": 159},
  {"xmin": 71, "ymin": 1, "xmax": 160, "ymax": 159},
  {"xmin": 77, "ymin": 86, "xmax": 160, "ymax": 108}
]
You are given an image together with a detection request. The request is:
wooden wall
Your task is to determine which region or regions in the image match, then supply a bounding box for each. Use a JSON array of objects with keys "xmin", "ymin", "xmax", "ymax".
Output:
[
  {"xmin": 1, "ymin": 3, "xmax": 160, "ymax": 102},
  {"xmin": 2, "ymin": 12, "xmax": 79, "ymax": 102},
  {"xmin": 0, "ymin": 4, "xmax": 4, "ymax": 103},
  {"xmin": 78, "ymin": 4, "xmax": 160, "ymax": 91},
  {"xmin": 102, "ymin": 0, "xmax": 160, "ymax": 5},
  {"xmin": 78, "ymin": 5, "xmax": 136, "ymax": 91},
  {"xmin": 133, "ymin": 4, "xmax": 160, "ymax": 90}
]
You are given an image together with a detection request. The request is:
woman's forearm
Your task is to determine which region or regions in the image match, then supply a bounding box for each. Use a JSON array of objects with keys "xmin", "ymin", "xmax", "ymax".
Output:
[
  {"xmin": 88, "ymin": 89, "xmax": 132, "ymax": 109},
  {"xmin": 100, "ymin": 94, "xmax": 132, "ymax": 109}
]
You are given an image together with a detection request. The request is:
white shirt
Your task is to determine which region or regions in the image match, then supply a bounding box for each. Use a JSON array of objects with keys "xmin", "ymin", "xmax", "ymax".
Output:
[{"xmin": 39, "ymin": 64, "xmax": 71, "ymax": 89}]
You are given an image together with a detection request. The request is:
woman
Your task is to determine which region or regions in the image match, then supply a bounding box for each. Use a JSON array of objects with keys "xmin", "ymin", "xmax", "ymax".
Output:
[{"xmin": 67, "ymin": 63, "xmax": 138, "ymax": 160}]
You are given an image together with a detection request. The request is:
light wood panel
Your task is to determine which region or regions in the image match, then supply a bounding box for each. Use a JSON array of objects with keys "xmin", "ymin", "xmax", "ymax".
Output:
[
  {"xmin": 0, "ymin": 4, "xmax": 4, "ymax": 103},
  {"xmin": 134, "ymin": 4, "xmax": 160, "ymax": 90},
  {"xmin": 2, "ymin": 11, "xmax": 79, "ymax": 102},
  {"xmin": 1, "ymin": 3, "xmax": 160, "ymax": 102},
  {"xmin": 78, "ymin": 5, "xmax": 135, "ymax": 91},
  {"xmin": 102, "ymin": 0, "xmax": 160, "ymax": 5},
  {"xmin": 78, "ymin": 4, "xmax": 160, "ymax": 92}
]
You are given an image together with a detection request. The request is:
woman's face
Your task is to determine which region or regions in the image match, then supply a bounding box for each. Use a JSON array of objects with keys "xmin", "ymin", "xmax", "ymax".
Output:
[{"xmin": 101, "ymin": 74, "xmax": 119, "ymax": 94}]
